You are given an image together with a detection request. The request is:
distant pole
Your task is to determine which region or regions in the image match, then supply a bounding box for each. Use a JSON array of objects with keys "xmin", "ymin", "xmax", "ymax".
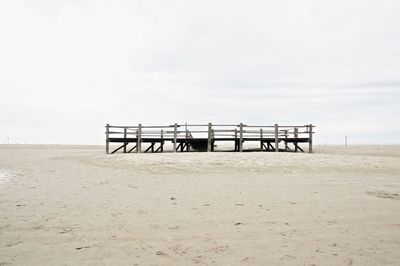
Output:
[
  {"xmin": 239, "ymin": 123, "xmax": 243, "ymax": 152},
  {"xmin": 345, "ymin": 136, "xmax": 348, "ymax": 146},
  {"xmin": 274, "ymin": 124, "xmax": 279, "ymax": 152},
  {"xmin": 207, "ymin": 123, "xmax": 212, "ymax": 152},
  {"xmin": 105, "ymin": 124, "xmax": 110, "ymax": 154},
  {"xmin": 137, "ymin": 123, "xmax": 142, "ymax": 153},
  {"xmin": 173, "ymin": 123, "xmax": 177, "ymax": 153}
]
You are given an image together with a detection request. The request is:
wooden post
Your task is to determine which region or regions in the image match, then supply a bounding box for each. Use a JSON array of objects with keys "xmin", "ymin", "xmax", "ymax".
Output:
[
  {"xmin": 284, "ymin": 130, "xmax": 288, "ymax": 151},
  {"xmin": 294, "ymin": 127, "xmax": 298, "ymax": 152},
  {"xmin": 309, "ymin": 124, "xmax": 313, "ymax": 153},
  {"xmin": 207, "ymin": 123, "xmax": 212, "ymax": 152},
  {"xmin": 123, "ymin": 128, "xmax": 127, "ymax": 153},
  {"xmin": 137, "ymin": 123, "xmax": 142, "ymax": 153},
  {"xmin": 260, "ymin": 128, "xmax": 263, "ymax": 150},
  {"xmin": 185, "ymin": 123, "xmax": 189, "ymax": 151},
  {"xmin": 239, "ymin": 123, "xmax": 243, "ymax": 152},
  {"xmin": 105, "ymin": 124, "xmax": 110, "ymax": 154},
  {"xmin": 234, "ymin": 128, "xmax": 238, "ymax": 151},
  {"xmin": 173, "ymin": 123, "xmax": 177, "ymax": 153},
  {"xmin": 274, "ymin": 123, "xmax": 279, "ymax": 152},
  {"xmin": 161, "ymin": 129, "xmax": 164, "ymax": 152}
]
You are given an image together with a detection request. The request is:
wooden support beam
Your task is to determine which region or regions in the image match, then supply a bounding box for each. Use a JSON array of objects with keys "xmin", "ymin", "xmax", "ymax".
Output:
[
  {"xmin": 111, "ymin": 142, "xmax": 129, "ymax": 154},
  {"xmin": 155, "ymin": 143, "xmax": 163, "ymax": 152},
  {"xmin": 274, "ymin": 123, "xmax": 279, "ymax": 152},
  {"xmin": 284, "ymin": 130, "xmax": 288, "ymax": 151},
  {"xmin": 234, "ymin": 128, "xmax": 238, "ymax": 151},
  {"xmin": 176, "ymin": 142, "xmax": 183, "ymax": 152},
  {"xmin": 185, "ymin": 123, "xmax": 189, "ymax": 151},
  {"xmin": 128, "ymin": 144, "xmax": 137, "ymax": 153},
  {"xmin": 137, "ymin": 123, "xmax": 142, "ymax": 153},
  {"xmin": 106, "ymin": 124, "xmax": 110, "ymax": 154},
  {"xmin": 173, "ymin": 123, "xmax": 177, "ymax": 153},
  {"xmin": 286, "ymin": 145, "xmax": 293, "ymax": 152},
  {"xmin": 207, "ymin": 123, "xmax": 212, "ymax": 152},
  {"xmin": 239, "ymin": 123, "xmax": 243, "ymax": 152},
  {"xmin": 294, "ymin": 143, "xmax": 304, "ymax": 152},
  {"xmin": 144, "ymin": 142, "xmax": 155, "ymax": 153},
  {"xmin": 294, "ymin": 127, "xmax": 298, "ymax": 152},
  {"xmin": 260, "ymin": 128, "xmax": 263, "ymax": 150},
  {"xmin": 123, "ymin": 128, "xmax": 127, "ymax": 153},
  {"xmin": 262, "ymin": 143, "xmax": 268, "ymax": 150},
  {"xmin": 309, "ymin": 124, "xmax": 313, "ymax": 153},
  {"xmin": 161, "ymin": 130, "xmax": 164, "ymax": 152},
  {"xmin": 268, "ymin": 142, "xmax": 275, "ymax": 151}
]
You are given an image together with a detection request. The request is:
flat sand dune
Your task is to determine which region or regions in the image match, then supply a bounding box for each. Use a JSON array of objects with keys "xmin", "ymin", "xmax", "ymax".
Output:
[{"xmin": 0, "ymin": 145, "xmax": 399, "ymax": 265}]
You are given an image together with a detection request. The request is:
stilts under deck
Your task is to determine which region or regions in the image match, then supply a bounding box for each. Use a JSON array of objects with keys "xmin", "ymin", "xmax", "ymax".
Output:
[{"xmin": 105, "ymin": 123, "xmax": 314, "ymax": 154}]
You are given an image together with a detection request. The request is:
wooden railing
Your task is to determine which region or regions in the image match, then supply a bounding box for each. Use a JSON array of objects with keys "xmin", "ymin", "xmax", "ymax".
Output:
[{"xmin": 105, "ymin": 123, "xmax": 315, "ymax": 154}]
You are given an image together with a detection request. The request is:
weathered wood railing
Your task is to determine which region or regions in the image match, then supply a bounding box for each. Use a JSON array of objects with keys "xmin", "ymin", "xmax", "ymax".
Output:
[{"xmin": 105, "ymin": 123, "xmax": 315, "ymax": 154}]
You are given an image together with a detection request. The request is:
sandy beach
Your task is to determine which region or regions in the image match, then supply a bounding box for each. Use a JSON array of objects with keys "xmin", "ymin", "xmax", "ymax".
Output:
[{"xmin": 0, "ymin": 145, "xmax": 399, "ymax": 265}]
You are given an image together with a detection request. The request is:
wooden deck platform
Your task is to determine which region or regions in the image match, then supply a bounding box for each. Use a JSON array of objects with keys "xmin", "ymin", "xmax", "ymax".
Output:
[{"xmin": 105, "ymin": 123, "xmax": 314, "ymax": 154}]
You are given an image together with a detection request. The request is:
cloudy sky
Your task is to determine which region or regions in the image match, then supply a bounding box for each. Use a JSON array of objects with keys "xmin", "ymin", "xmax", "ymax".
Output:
[{"xmin": 1, "ymin": 0, "xmax": 399, "ymax": 145}]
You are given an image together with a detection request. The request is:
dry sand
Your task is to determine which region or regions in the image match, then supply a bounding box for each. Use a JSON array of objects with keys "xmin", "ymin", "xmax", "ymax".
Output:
[{"xmin": 0, "ymin": 145, "xmax": 399, "ymax": 265}]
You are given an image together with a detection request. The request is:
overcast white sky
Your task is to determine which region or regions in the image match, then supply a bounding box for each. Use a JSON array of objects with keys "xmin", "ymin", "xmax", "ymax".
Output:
[{"xmin": 1, "ymin": 0, "xmax": 399, "ymax": 145}]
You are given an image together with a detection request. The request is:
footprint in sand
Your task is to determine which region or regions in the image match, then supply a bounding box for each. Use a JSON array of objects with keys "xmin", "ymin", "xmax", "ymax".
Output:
[
  {"xmin": 156, "ymin": 251, "xmax": 168, "ymax": 256},
  {"xmin": 366, "ymin": 191, "xmax": 400, "ymax": 200}
]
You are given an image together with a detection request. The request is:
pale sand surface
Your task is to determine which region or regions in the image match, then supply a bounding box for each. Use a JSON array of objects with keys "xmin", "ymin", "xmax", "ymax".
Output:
[{"xmin": 0, "ymin": 145, "xmax": 399, "ymax": 265}]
